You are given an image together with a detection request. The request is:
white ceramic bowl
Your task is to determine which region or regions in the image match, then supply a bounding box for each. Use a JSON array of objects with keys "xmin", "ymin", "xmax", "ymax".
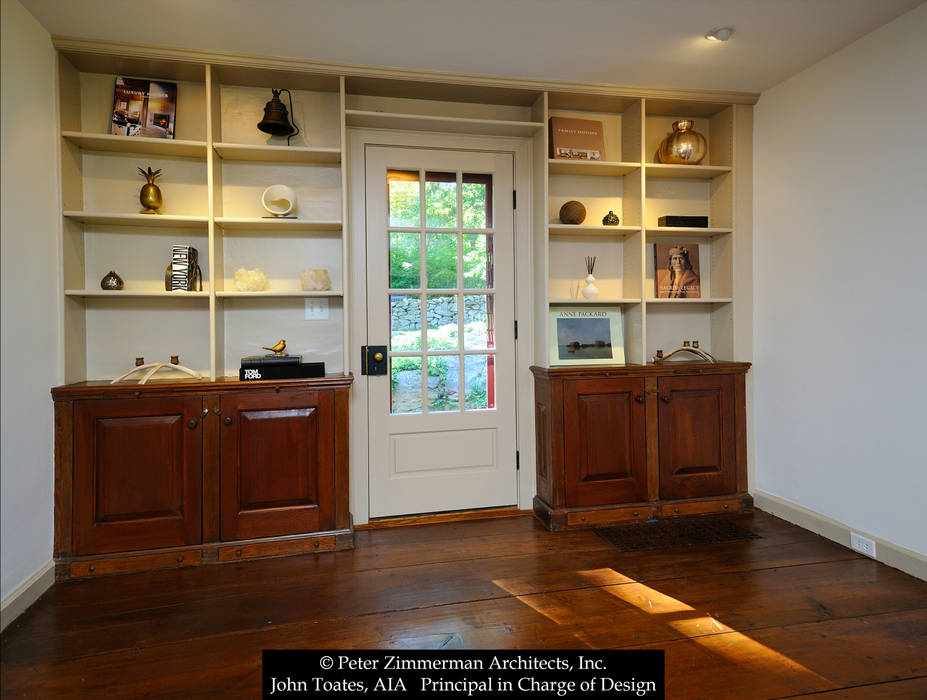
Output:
[{"xmin": 261, "ymin": 184, "xmax": 297, "ymax": 216}]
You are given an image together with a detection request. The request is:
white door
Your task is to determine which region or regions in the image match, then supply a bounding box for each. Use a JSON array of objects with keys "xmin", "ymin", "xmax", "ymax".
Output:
[{"xmin": 364, "ymin": 145, "xmax": 517, "ymax": 517}]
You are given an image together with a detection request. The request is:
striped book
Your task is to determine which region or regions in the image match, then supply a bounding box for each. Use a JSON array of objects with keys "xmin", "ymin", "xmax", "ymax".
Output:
[{"xmin": 170, "ymin": 245, "xmax": 198, "ymax": 291}]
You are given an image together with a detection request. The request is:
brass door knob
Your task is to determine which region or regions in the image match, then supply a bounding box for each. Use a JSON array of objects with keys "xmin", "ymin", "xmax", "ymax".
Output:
[{"xmin": 373, "ymin": 352, "xmax": 384, "ymax": 362}]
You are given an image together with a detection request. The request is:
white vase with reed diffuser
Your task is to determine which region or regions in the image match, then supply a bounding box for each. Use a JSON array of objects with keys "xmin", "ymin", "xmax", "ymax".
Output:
[{"xmin": 581, "ymin": 256, "xmax": 599, "ymax": 299}]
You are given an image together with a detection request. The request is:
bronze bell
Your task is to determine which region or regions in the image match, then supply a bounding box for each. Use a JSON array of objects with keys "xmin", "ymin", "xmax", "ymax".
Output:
[{"xmin": 258, "ymin": 88, "xmax": 298, "ymax": 140}]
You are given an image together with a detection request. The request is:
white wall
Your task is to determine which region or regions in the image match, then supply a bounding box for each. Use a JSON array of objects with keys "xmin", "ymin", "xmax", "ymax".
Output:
[
  {"xmin": 754, "ymin": 3, "xmax": 927, "ymax": 558},
  {"xmin": 1, "ymin": 0, "xmax": 60, "ymax": 601}
]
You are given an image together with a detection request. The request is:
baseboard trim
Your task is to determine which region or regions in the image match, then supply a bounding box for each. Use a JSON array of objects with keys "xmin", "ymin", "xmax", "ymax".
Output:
[
  {"xmin": 1, "ymin": 559, "xmax": 55, "ymax": 631},
  {"xmin": 754, "ymin": 491, "xmax": 926, "ymax": 581}
]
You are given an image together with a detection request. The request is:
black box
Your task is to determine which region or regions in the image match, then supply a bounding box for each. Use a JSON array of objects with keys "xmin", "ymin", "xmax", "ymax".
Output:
[
  {"xmin": 239, "ymin": 362, "xmax": 325, "ymax": 381},
  {"xmin": 240, "ymin": 354, "xmax": 301, "ymax": 367},
  {"xmin": 658, "ymin": 215, "xmax": 709, "ymax": 228}
]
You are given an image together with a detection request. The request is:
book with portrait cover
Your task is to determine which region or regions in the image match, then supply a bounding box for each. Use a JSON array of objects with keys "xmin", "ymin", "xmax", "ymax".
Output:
[
  {"xmin": 654, "ymin": 243, "xmax": 701, "ymax": 298},
  {"xmin": 111, "ymin": 77, "xmax": 177, "ymax": 139}
]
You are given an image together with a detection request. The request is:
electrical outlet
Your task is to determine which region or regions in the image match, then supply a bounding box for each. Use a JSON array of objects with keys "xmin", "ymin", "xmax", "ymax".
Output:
[
  {"xmin": 304, "ymin": 298, "xmax": 329, "ymax": 320},
  {"xmin": 850, "ymin": 532, "xmax": 877, "ymax": 558}
]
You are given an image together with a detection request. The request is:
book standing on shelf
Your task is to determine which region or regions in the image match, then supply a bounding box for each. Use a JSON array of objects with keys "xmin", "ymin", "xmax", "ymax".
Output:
[
  {"xmin": 548, "ymin": 117, "xmax": 604, "ymax": 160},
  {"xmin": 111, "ymin": 77, "xmax": 177, "ymax": 139},
  {"xmin": 655, "ymin": 243, "xmax": 701, "ymax": 299},
  {"xmin": 170, "ymin": 246, "xmax": 198, "ymax": 291}
]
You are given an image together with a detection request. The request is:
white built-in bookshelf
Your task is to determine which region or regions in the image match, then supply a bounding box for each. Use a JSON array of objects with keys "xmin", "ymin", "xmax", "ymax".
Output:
[
  {"xmin": 56, "ymin": 42, "xmax": 752, "ymax": 383},
  {"xmin": 533, "ymin": 92, "xmax": 749, "ymax": 365}
]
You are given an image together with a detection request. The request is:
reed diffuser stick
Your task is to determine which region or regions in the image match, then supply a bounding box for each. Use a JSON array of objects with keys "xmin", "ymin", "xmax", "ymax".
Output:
[{"xmin": 585, "ymin": 256, "xmax": 597, "ymax": 275}]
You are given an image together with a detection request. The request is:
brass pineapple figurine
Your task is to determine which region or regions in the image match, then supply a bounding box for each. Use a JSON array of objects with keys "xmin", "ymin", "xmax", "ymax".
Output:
[{"xmin": 138, "ymin": 166, "xmax": 163, "ymax": 214}]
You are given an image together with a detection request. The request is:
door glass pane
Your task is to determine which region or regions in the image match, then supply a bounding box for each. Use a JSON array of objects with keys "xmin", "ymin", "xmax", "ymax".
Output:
[
  {"xmin": 391, "ymin": 356, "xmax": 422, "ymax": 414},
  {"xmin": 462, "ymin": 173, "xmax": 492, "ymax": 228},
  {"xmin": 427, "ymin": 355, "xmax": 459, "ymax": 412},
  {"xmin": 463, "ymin": 234, "xmax": 493, "ymax": 289},
  {"xmin": 425, "ymin": 233, "xmax": 458, "ymax": 289},
  {"xmin": 388, "ymin": 170, "xmax": 420, "ymax": 227},
  {"xmin": 426, "ymin": 294, "xmax": 458, "ymax": 350},
  {"xmin": 390, "ymin": 295, "xmax": 421, "ymax": 352},
  {"xmin": 425, "ymin": 172, "xmax": 458, "ymax": 228},
  {"xmin": 389, "ymin": 232, "xmax": 420, "ymax": 289},
  {"xmin": 463, "ymin": 295, "xmax": 495, "ymax": 350},
  {"xmin": 465, "ymin": 354, "xmax": 495, "ymax": 410}
]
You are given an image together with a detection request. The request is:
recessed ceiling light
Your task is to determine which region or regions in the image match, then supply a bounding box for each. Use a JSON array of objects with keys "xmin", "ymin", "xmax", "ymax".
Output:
[{"xmin": 705, "ymin": 27, "xmax": 734, "ymax": 42}]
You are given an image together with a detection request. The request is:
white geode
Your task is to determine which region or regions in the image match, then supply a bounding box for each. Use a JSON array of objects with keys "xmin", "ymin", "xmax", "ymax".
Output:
[
  {"xmin": 300, "ymin": 268, "xmax": 332, "ymax": 291},
  {"xmin": 234, "ymin": 267, "xmax": 268, "ymax": 292}
]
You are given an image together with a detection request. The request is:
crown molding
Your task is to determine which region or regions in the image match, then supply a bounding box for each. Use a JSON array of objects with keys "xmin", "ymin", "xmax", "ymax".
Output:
[{"xmin": 51, "ymin": 36, "xmax": 759, "ymax": 106}]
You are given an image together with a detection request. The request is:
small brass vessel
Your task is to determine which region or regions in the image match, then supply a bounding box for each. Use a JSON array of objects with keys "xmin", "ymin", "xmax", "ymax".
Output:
[
  {"xmin": 657, "ymin": 120, "xmax": 707, "ymax": 165},
  {"xmin": 138, "ymin": 166, "xmax": 163, "ymax": 214}
]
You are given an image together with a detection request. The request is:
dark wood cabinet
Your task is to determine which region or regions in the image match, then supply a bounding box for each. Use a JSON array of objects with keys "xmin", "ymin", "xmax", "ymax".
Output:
[
  {"xmin": 532, "ymin": 363, "xmax": 750, "ymax": 530},
  {"xmin": 52, "ymin": 376, "xmax": 353, "ymax": 579},
  {"xmin": 220, "ymin": 389, "xmax": 333, "ymax": 541},
  {"xmin": 658, "ymin": 374, "xmax": 737, "ymax": 501},
  {"xmin": 563, "ymin": 378, "xmax": 648, "ymax": 507},
  {"xmin": 73, "ymin": 396, "xmax": 202, "ymax": 555}
]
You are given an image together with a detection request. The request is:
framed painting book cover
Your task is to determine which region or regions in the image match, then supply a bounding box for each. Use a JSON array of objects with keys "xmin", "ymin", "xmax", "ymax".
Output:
[
  {"xmin": 654, "ymin": 243, "xmax": 701, "ymax": 298},
  {"xmin": 548, "ymin": 306, "xmax": 624, "ymax": 366},
  {"xmin": 111, "ymin": 77, "xmax": 177, "ymax": 139}
]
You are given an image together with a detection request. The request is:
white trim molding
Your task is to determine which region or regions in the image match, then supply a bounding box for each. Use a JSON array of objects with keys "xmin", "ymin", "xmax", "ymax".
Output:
[
  {"xmin": 1, "ymin": 559, "xmax": 54, "ymax": 632},
  {"xmin": 754, "ymin": 491, "xmax": 927, "ymax": 581}
]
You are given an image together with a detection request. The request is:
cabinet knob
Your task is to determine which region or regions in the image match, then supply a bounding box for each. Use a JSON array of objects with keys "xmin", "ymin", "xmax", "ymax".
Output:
[
  {"xmin": 373, "ymin": 352, "xmax": 384, "ymax": 362},
  {"xmin": 224, "ymin": 416, "xmax": 233, "ymax": 426},
  {"xmin": 187, "ymin": 418, "xmax": 198, "ymax": 429},
  {"xmin": 634, "ymin": 394, "xmax": 645, "ymax": 404},
  {"xmin": 660, "ymin": 394, "xmax": 672, "ymax": 403}
]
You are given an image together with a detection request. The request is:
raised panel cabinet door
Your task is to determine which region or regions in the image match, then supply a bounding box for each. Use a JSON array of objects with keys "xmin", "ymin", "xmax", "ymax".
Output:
[
  {"xmin": 220, "ymin": 390, "xmax": 333, "ymax": 541},
  {"xmin": 658, "ymin": 374, "xmax": 737, "ymax": 500},
  {"xmin": 563, "ymin": 378, "xmax": 647, "ymax": 507},
  {"xmin": 72, "ymin": 396, "xmax": 203, "ymax": 555}
]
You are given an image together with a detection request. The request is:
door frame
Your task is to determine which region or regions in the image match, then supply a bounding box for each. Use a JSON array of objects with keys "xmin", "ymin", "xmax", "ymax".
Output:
[{"xmin": 347, "ymin": 128, "xmax": 535, "ymax": 525}]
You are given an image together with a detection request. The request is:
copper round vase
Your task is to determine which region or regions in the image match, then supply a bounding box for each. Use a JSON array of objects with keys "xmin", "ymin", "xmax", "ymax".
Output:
[{"xmin": 657, "ymin": 119, "xmax": 707, "ymax": 165}]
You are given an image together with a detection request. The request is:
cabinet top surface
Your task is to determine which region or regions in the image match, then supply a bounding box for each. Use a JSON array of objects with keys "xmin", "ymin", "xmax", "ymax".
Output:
[
  {"xmin": 530, "ymin": 362, "xmax": 751, "ymax": 379},
  {"xmin": 52, "ymin": 374, "xmax": 354, "ymax": 399}
]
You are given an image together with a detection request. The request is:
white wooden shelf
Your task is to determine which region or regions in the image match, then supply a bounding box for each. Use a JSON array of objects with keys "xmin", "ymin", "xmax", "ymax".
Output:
[
  {"xmin": 214, "ymin": 218, "xmax": 343, "ymax": 231},
  {"xmin": 61, "ymin": 131, "xmax": 208, "ymax": 158},
  {"xmin": 213, "ymin": 143, "xmax": 341, "ymax": 164},
  {"xmin": 344, "ymin": 109, "xmax": 544, "ymax": 137},
  {"xmin": 646, "ymin": 227, "xmax": 733, "ymax": 238},
  {"xmin": 549, "ymin": 298, "xmax": 642, "ymax": 305},
  {"xmin": 548, "ymin": 159, "xmax": 640, "ymax": 176},
  {"xmin": 216, "ymin": 290, "xmax": 344, "ymax": 298},
  {"xmin": 549, "ymin": 224, "xmax": 641, "ymax": 236},
  {"xmin": 65, "ymin": 290, "xmax": 210, "ymax": 298},
  {"xmin": 646, "ymin": 298, "xmax": 733, "ymax": 304},
  {"xmin": 645, "ymin": 163, "xmax": 731, "ymax": 179},
  {"xmin": 63, "ymin": 212, "xmax": 209, "ymax": 228}
]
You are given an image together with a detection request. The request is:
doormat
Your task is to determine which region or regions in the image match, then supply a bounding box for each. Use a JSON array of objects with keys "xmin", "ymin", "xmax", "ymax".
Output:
[{"xmin": 594, "ymin": 516, "xmax": 761, "ymax": 552}]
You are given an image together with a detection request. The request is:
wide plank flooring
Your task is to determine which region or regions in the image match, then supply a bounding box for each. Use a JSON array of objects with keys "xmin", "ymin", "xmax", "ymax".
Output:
[{"xmin": 2, "ymin": 510, "xmax": 925, "ymax": 699}]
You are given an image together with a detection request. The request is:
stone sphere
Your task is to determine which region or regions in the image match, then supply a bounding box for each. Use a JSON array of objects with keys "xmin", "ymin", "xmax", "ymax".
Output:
[{"xmin": 559, "ymin": 200, "xmax": 586, "ymax": 225}]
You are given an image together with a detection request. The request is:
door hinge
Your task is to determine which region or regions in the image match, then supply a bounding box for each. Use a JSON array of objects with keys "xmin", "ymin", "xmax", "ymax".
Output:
[
  {"xmin": 512, "ymin": 190, "xmax": 517, "ymax": 209},
  {"xmin": 514, "ymin": 320, "xmax": 518, "ymax": 340},
  {"xmin": 516, "ymin": 451, "xmax": 520, "ymax": 471}
]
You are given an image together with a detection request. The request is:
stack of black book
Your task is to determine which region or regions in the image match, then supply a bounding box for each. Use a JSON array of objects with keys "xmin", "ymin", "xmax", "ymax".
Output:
[{"xmin": 239, "ymin": 355, "xmax": 325, "ymax": 381}]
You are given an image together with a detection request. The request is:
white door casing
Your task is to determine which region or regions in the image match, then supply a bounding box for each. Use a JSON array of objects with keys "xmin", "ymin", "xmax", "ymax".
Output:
[{"xmin": 364, "ymin": 145, "xmax": 517, "ymax": 517}]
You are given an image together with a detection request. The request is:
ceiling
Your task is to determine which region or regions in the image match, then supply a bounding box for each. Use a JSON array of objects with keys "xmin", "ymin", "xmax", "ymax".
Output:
[{"xmin": 20, "ymin": 0, "xmax": 925, "ymax": 94}]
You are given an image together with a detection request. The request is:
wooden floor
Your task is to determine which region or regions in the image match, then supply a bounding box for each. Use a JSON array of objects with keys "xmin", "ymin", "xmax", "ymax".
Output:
[{"xmin": 2, "ymin": 510, "xmax": 926, "ymax": 699}]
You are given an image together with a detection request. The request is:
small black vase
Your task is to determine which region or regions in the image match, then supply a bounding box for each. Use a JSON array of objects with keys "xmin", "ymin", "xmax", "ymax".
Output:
[{"xmin": 100, "ymin": 270, "xmax": 124, "ymax": 290}]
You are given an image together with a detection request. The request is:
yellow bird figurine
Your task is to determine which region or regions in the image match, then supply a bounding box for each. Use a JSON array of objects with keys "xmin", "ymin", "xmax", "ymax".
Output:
[{"xmin": 262, "ymin": 339, "xmax": 286, "ymax": 355}]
